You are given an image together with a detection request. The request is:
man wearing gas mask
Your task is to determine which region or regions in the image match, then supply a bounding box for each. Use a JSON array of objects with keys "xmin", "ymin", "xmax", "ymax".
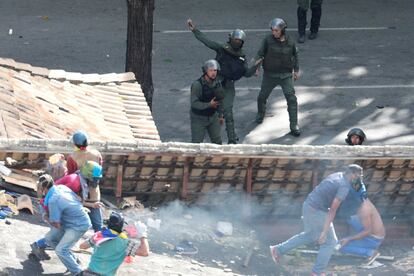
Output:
[
  {"xmin": 79, "ymin": 161, "xmax": 104, "ymax": 232},
  {"xmin": 188, "ymin": 19, "xmax": 262, "ymax": 144},
  {"xmin": 338, "ymin": 172, "xmax": 385, "ymax": 264},
  {"xmin": 270, "ymin": 164, "xmax": 364, "ymax": 276}
]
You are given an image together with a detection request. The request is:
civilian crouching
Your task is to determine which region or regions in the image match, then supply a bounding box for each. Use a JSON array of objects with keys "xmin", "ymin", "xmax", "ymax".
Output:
[
  {"xmin": 36, "ymin": 173, "xmax": 92, "ymax": 275},
  {"xmin": 80, "ymin": 212, "xmax": 149, "ymax": 276},
  {"xmin": 31, "ymin": 161, "xmax": 104, "ymax": 262}
]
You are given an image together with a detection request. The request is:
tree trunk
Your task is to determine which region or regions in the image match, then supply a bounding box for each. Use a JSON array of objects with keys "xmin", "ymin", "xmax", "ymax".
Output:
[{"xmin": 125, "ymin": 0, "xmax": 155, "ymax": 110}]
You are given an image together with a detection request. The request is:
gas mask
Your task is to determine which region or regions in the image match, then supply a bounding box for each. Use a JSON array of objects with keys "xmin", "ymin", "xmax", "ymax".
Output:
[
  {"xmin": 88, "ymin": 177, "xmax": 101, "ymax": 188},
  {"xmin": 351, "ymin": 177, "xmax": 368, "ymax": 200},
  {"xmin": 230, "ymin": 39, "xmax": 243, "ymax": 51},
  {"xmin": 351, "ymin": 177, "xmax": 363, "ymax": 191}
]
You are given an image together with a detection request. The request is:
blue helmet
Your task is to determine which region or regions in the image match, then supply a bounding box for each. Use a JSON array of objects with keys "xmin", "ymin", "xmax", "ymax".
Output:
[{"xmin": 72, "ymin": 131, "xmax": 88, "ymax": 148}]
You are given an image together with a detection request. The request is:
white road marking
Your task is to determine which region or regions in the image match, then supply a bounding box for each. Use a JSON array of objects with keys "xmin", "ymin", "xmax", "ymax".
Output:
[
  {"xmin": 179, "ymin": 84, "xmax": 414, "ymax": 92},
  {"xmin": 159, "ymin": 27, "xmax": 392, "ymax": 34}
]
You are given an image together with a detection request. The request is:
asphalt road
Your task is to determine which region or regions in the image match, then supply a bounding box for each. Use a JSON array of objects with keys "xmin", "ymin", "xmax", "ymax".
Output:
[{"xmin": 0, "ymin": 0, "xmax": 413, "ymax": 145}]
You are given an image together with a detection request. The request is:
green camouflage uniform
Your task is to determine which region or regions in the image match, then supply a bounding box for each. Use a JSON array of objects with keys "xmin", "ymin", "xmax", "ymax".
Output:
[
  {"xmin": 190, "ymin": 76, "xmax": 223, "ymax": 144},
  {"xmin": 255, "ymin": 33, "xmax": 299, "ymax": 132},
  {"xmin": 191, "ymin": 29, "xmax": 258, "ymax": 144}
]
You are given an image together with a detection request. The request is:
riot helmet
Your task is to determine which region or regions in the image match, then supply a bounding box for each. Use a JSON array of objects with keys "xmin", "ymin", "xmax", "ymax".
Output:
[
  {"xmin": 345, "ymin": 128, "xmax": 366, "ymax": 145},
  {"xmin": 201, "ymin": 59, "xmax": 221, "ymax": 74},
  {"xmin": 269, "ymin": 18, "xmax": 287, "ymax": 31},
  {"xmin": 229, "ymin": 29, "xmax": 246, "ymax": 51},
  {"xmin": 230, "ymin": 29, "xmax": 246, "ymax": 41}
]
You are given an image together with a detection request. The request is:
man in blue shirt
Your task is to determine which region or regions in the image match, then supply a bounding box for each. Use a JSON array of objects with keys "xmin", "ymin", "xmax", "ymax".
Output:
[
  {"xmin": 270, "ymin": 164, "xmax": 364, "ymax": 276},
  {"xmin": 38, "ymin": 176, "xmax": 91, "ymax": 275}
]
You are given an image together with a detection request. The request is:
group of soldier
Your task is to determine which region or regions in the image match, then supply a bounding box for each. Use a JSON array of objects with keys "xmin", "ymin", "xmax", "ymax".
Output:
[
  {"xmin": 188, "ymin": 16, "xmax": 301, "ymax": 145},
  {"xmin": 30, "ymin": 131, "xmax": 149, "ymax": 276},
  {"xmin": 189, "ymin": 0, "xmax": 368, "ymax": 146}
]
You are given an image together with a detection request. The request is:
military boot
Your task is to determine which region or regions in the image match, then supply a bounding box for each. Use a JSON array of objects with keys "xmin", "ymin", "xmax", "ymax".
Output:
[
  {"xmin": 256, "ymin": 101, "xmax": 266, "ymax": 124},
  {"xmin": 309, "ymin": 4, "xmax": 322, "ymax": 38},
  {"xmin": 227, "ymin": 128, "xmax": 239, "ymax": 144},
  {"xmin": 290, "ymin": 124, "xmax": 301, "ymax": 136},
  {"xmin": 288, "ymin": 105, "xmax": 301, "ymax": 136},
  {"xmin": 255, "ymin": 113, "xmax": 264, "ymax": 124}
]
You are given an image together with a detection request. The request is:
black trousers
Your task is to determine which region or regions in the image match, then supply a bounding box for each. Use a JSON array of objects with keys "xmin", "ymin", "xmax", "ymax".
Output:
[{"xmin": 297, "ymin": 0, "xmax": 322, "ymax": 36}]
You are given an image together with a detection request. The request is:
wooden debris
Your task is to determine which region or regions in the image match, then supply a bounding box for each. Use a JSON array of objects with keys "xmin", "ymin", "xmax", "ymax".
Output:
[{"xmin": 296, "ymin": 249, "xmax": 395, "ymax": 261}]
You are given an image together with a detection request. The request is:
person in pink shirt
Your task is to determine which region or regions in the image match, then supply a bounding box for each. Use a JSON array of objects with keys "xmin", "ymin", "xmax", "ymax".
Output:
[{"xmin": 55, "ymin": 173, "xmax": 81, "ymax": 195}]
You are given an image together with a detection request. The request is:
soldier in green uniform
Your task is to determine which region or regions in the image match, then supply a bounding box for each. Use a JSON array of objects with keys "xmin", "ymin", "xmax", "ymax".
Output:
[
  {"xmin": 297, "ymin": 0, "xmax": 323, "ymax": 43},
  {"xmin": 255, "ymin": 18, "xmax": 301, "ymax": 136},
  {"xmin": 190, "ymin": 59, "xmax": 224, "ymax": 144},
  {"xmin": 345, "ymin": 128, "xmax": 367, "ymax": 146},
  {"xmin": 188, "ymin": 19, "xmax": 262, "ymax": 144}
]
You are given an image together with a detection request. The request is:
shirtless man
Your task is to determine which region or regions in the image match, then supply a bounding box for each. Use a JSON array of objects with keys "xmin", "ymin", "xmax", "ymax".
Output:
[{"xmin": 339, "ymin": 198, "xmax": 385, "ymax": 262}]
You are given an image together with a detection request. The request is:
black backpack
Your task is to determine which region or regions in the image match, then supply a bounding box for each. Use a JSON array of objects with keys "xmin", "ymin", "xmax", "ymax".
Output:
[{"xmin": 216, "ymin": 49, "xmax": 246, "ymax": 81}]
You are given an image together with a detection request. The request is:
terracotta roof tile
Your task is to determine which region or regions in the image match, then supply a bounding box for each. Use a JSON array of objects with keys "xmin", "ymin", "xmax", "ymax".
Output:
[
  {"xmin": 391, "ymin": 159, "xmax": 407, "ymax": 168},
  {"xmin": 403, "ymin": 170, "xmax": 414, "ymax": 182},
  {"xmin": 387, "ymin": 170, "xmax": 402, "ymax": 182},
  {"xmin": 0, "ymin": 58, "xmax": 159, "ymax": 142},
  {"xmin": 376, "ymin": 159, "xmax": 393, "ymax": 168}
]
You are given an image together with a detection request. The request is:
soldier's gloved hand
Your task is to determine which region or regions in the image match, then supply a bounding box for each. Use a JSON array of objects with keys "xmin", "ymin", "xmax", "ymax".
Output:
[
  {"xmin": 135, "ymin": 221, "xmax": 148, "ymax": 239},
  {"xmin": 254, "ymin": 58, "xmax": 263, "ymax": 66},
  {"xmin": 210, "ymin": 97, "xmax": 219, "ymax": 109},
  {"xmin": 187, "ymin": 19, "xmax": 195, "ymax": 31},
  {"xmin": 219, "ymin": 116, "xmax": 225, "ymax": 125},
  {"xmin": 293, "ymin": 71, "xmax": 300, "ymax": 81}
]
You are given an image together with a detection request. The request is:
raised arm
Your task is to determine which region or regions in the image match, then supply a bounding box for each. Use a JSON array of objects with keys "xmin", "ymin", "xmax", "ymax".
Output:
[{"xmin": 188, "ymin": 19, "xmax": 222, "ymax": 51}]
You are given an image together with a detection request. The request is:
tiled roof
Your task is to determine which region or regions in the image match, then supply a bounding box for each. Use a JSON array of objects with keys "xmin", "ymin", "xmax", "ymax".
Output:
[
  {"xmin": 0, "ymin": 58, "xmax": 160, "ymax": 142},
  {"xmin": 0, "ymin": 140, "xmax": 413, "ymax": 219},
  {"xmin": 0, "ymin": 140, "xmax": 413, "ymax": 240}
]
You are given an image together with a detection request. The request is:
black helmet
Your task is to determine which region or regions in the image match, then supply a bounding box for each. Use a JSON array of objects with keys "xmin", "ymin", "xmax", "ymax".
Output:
[
  {"xmin": 229, "ymin": 29, "xmax": 246, "ymax": 42},
  {"xmin": 107, "ymin": 211, "xmax": 124, "ymax": 233},
  {"xmin": 202, "ymin": 59, "xmax": 220, "ymax": 74},
  {"xmin": 345, "ymin": 128, "xmax": 366, "ymax": 145},
  {"xmin": 72, "ymin": 131, "xmax": 88, "ymax": 148},
  {"xmin": 269, "ymin": 18, "xmax": 287, "ymax": 30}
]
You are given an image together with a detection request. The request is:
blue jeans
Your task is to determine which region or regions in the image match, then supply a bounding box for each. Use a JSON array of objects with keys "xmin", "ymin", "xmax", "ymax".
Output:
[
  {"xmin": 88, "ymin": 207, "xmax": 103, "ymax": 232},
  {"xmin": 276, "ymin": 201, "xmax": 338, "ymax": 275},
  {"xmin": 45, "ymin": 227, "xmax": 87, "ymax": 275},
  {"xmin": 340, "ymin": 215, "xmax": 383, "ymax": 257}
]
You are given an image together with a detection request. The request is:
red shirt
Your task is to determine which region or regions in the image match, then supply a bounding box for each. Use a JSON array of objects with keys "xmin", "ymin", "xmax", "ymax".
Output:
[{"xmin": 55, "ymin": 173, "xmax": 81, "ymax": 194}]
